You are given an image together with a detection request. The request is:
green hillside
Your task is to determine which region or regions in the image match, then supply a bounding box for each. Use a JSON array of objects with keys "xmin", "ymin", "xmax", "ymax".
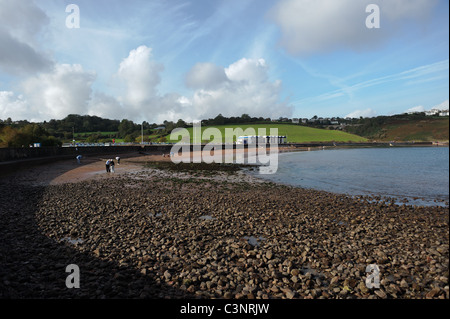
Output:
[
  {"xmin": 166, "ymin": 124, "xmax": 367, "ymax": 143},
  {"xmin": 379, "ymin": 118, "xmax": 449, "ymax": 142},
  {"xmin": 345, "ymin": 116, "xmax": 449, "ymax": 142}
]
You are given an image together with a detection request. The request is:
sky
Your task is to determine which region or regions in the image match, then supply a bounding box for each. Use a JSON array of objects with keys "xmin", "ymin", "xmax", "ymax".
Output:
[{"xmin": 0, "ymin": 0, "xmax": 448, "ymax": 124}]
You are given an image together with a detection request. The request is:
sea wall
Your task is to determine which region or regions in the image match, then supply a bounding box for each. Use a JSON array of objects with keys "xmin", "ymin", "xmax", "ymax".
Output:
[
  {"xmin": 0, "ymin": 141, "xmax": 435, "ymax": 163},
  {"xmin": 0, "ymin": 145, "xmax": 171, "ymax": 163},
  {"xmin": 0, "ymin": 143, "xmax": 287, "ymax": 163}
]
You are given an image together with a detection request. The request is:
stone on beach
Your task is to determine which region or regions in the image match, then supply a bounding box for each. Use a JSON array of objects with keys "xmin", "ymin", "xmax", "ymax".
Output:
[{"xmin": 0, "ymin": 157, "xmax": 448, "ymax": 299}]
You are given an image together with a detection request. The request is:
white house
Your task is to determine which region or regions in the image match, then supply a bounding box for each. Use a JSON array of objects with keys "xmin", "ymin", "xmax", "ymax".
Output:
[
  {"xmin": 237, "ymin": 136, "xmax": 287, "ymax": 145},
  {"xmin": 439, "ymin": 110, "xmax": 449, "ymax": 117},
  {"xmin": 425, "ymin": 109, "xmax": 440, "ymax": 116}
]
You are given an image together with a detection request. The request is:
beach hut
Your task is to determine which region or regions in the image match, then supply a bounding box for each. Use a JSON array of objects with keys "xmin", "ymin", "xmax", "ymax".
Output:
[{"xmin": 237, "ymin": 136, "xmax": 287, "ymax": 145}]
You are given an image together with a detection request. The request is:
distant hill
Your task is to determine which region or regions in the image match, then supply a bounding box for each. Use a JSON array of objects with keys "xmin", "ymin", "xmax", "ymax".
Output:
[
  {"xmin": 345, "ymin": 116, "xmax": 449, "ymax": 142},
  {"xmin": 166, "ymin": 124, "xmax": 368, "ymax": 143},
  {"xmin": 378, "ymin": 118, "xmax": 449, "ymax": 142}
]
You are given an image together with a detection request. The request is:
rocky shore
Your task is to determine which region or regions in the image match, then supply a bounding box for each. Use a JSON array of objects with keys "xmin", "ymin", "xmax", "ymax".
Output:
[{"xmin": 0, "ymin": 161, "xmax": 448, "ymax": 299}]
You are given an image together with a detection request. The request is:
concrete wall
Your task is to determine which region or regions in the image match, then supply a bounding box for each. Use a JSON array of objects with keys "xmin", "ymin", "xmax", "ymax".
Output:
[
  {"xmin": 0, "ymin": 143, "xmax": 275, "ymax": 162},
  {"xmin": 0, "ymin": 145, "xmax": 174, "ymax": 163}
]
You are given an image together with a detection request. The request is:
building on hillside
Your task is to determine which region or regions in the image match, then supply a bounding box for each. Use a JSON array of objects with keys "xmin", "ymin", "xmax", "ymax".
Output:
[
  {"xmin": 237, "ymin": 136, "xmax": 287, "ymax": 145},
  {"xmin": 439, "ymin": 110, "xmax": 449, "ymax": 116},
  {"xmin": 425, "ymin": 109, "xmax": 440, "ymax": 116}
]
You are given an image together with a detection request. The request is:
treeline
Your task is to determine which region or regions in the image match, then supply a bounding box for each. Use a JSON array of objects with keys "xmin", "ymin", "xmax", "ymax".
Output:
[
  {"xmin": 0, "ymin": 123, "xmax": 61, "ymax": 148},
  {"xmin": 201, "ymin": 114, "xmax": 272, "ymax": 126},
  {"xmin": 0, "ymin": 115, "xmax": 193, "ymax": 146},
  {"xmin": 1, "ymin": 112, "xmax": 441, "ymax": 147},
  {"xmin": 0, "ymin": 113, "xmax": 271, "ymax": 146}
]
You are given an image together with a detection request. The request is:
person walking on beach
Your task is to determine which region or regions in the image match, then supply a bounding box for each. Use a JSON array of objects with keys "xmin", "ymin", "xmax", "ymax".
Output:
[
  {"xmin": 110, "ymin": 159, "xmax": 115, "ymax": 173},
  {"xmin": 76, "ymin": 155, "xmax": 82, "ymax": 164},
  {"xmin": 105, "ymin": 159, "xmax": 111, "ymax": 173},
  {"xmin": 115, "ymin": 156, "xmax": 120, "ymax": 165}
]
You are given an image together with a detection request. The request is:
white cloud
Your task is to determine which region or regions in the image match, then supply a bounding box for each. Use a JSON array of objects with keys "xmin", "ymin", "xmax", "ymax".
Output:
[
  {"xmin": 113, "ymin": 45, "xmax": 187, "ymax": 123},
  {"xmin": 20, "ymin": 64, "xmax": 96, "ymax": 120},
  {"xmin": 345, "ymin": 108, "xmax": 377, "ymax": 118},
  {"xmin": 110, "ymin": 51, "xmax": 293, "ymax": 123},
  {"xmin": 269, "ymin": 0, "xmax": 438, "ymax": 56},
  {"xmin": 406, "ymin": 105, "xmax": 425, "ymax": 113},
  {"xmin": 87, "ymin": 92, "xmax": 123, "ymax": 120},
  {"xmin": 0, "ymin": 91, "xmax": 29, "ymax": 120},
  {"xmin": 225, "ymin": 58, "xmax": 268, "ymax": 83},
  {"xmin": 187, "ymin": 58, "xmax": 293, "ymax": 120},
  {"xmin": 1, "ymin": 44, "xmax": 292, "ymax": 124},
  {"xmin": 185, "ymin": 62, "xmax": 228, "ymax": 90},
  {"xmin": 116, "ymin": 45, "xmax": 163, "ymax": 107},
  {"xmin": 431, "ymin": 99, "xmax": 449, "ymax": 110},
  {"xmin": 0, "ymin": 64, "xmax": 96, "ymax": 121}
]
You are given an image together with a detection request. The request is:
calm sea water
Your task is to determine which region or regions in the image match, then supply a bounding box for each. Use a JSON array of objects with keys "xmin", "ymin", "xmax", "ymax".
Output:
[{"xmin": 255, "ymin": 147, "xmax": 449, "ymax": 206}]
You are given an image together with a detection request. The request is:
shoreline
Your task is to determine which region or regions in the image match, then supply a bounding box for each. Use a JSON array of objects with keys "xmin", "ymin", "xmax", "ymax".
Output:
[
  {"xmin": 0, "ymin": 144, "xmax": 446, "ymax": 209},
  {"xmin": 2, "ymin": 146, "xmax": 446, "ymax": 207},
  {"xmin": 0, "ymin": 153, "xmax": 448, "ymax": 299}
]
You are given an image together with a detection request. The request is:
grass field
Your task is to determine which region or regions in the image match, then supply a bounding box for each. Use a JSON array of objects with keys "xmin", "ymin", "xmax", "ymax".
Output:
[
  {"xmin": 166, "ymin": 124, "xmax": 367, "ymax": 143},
  {"xmin": 74, "ymin": 131, "xmax": 118, "ymax": 137}
]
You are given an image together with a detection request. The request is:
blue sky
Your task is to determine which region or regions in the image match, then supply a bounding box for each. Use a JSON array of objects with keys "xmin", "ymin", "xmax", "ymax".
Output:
[{"xmin": 0, "ymin": 0, "xmax": 448, "ymax": 123}]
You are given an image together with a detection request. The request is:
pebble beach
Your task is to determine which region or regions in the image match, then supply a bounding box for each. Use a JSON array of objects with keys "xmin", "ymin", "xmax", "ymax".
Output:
[{"xmin": 0, "ymin": 155, "xmax": 448, "ymax": 299}]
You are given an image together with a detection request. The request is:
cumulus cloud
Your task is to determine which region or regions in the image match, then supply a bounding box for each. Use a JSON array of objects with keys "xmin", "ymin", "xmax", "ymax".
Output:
[
  {"xmin": 0, "ymin": 91, "xmax": 29, "ymax": 120},
  {"xmin": 112, "ymin": 45, "xmax": 188, "ymax": 123},
  {"xmin": 430, "ymin": 99, "xmax": 449, "ymax": 111},
  {"xmin": 1, "ymin": 43, "xmax": 292, "ymax": 123},
  {"xmin": 116, "ymin": 45, "xmax": 163, "ymax": 107},
  {"xmin": 345, "ymin": 108, "xmax": 377, "ymax": 118},
  {"xmin": 406, "ymin": 105, "xmax": 425, "ymax": 113},
  {"xmin": 20, "ymin": 64, "xmax": 96, "ymax": 120},
  {"xmin": 0, "ymin": 64, "xmax": 96, "ymax": 121},
  {"xmin": 110, "ymin": 49, "xmax": 292, "ymax": 123},
  {"xmin": 269, "ymin": 0, "xmax": 438, "ymax": 56},
  {"xmin": 0, "ymin": 0, "xmax": 53, "ymax": 75},
  {"xmin": 87, "ymin": 92, "xmax": 123, "ymax": 120},
  {"xmin": 185, "ymin": 62, "xmax": 229, "ymax": 90},
  {"xmin": 225, "ymin": 58, "xmax": 268, "ymax": 83},
  {"xmin": 187, "ymin": 58, "xmax": 293, "ymax": 120}
]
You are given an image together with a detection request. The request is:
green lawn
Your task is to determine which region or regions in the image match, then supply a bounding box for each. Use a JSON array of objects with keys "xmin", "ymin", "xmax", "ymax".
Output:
[
  {"xmin": 74, "ymin": 131, "xmax": 118, "ymax": 137},
  {"xmin": 167, "ymin": 124, "xmax": 367, "ymax": 143}
]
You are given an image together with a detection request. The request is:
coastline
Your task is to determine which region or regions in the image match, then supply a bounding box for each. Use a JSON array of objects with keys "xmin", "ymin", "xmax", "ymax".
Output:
[
  {"xmin": 0, "ymin": 152, "xmax": 448, "ymax": 299},
  {"xmin": 253, "ymin": 146, "xmax": 449, "ymax": 207}
]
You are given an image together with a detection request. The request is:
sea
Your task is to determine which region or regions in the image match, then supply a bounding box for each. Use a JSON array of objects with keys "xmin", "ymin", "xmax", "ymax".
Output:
[{"xmin": 253, "ymin": 146, "xmax": 449, "ymax": 207}]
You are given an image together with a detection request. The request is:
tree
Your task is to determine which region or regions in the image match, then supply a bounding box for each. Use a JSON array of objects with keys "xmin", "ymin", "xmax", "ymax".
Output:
[
  {"xmin": 124, "ymin": 134, "xmax": 135, "ymax": 143},
  {"xmin": 240, "ymin": 114, "xmax": 251, "ymax": 123},
  {"xmin": 86, "ymin": 134, "xmax": 100, "ymax": 143},
  {"xmin": 0, "ymin": 124, "xmax": 61, "ymax": 147},
  {"xmin": 176, "ymin": 119, "xmax": 187, "ymax": 128},
  {"xmin": 118, "ymin": 119, "xmax": 135, "ymax": 138},
  {"xmin": 213, "ymin": 114, "xmax": 225, "ymax": 125}
]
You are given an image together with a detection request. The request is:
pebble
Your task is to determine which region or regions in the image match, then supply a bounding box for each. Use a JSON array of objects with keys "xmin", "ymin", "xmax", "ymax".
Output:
[{"xmin": 1, "ymin": 162, "xmax": 448, "ymax": 299}]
